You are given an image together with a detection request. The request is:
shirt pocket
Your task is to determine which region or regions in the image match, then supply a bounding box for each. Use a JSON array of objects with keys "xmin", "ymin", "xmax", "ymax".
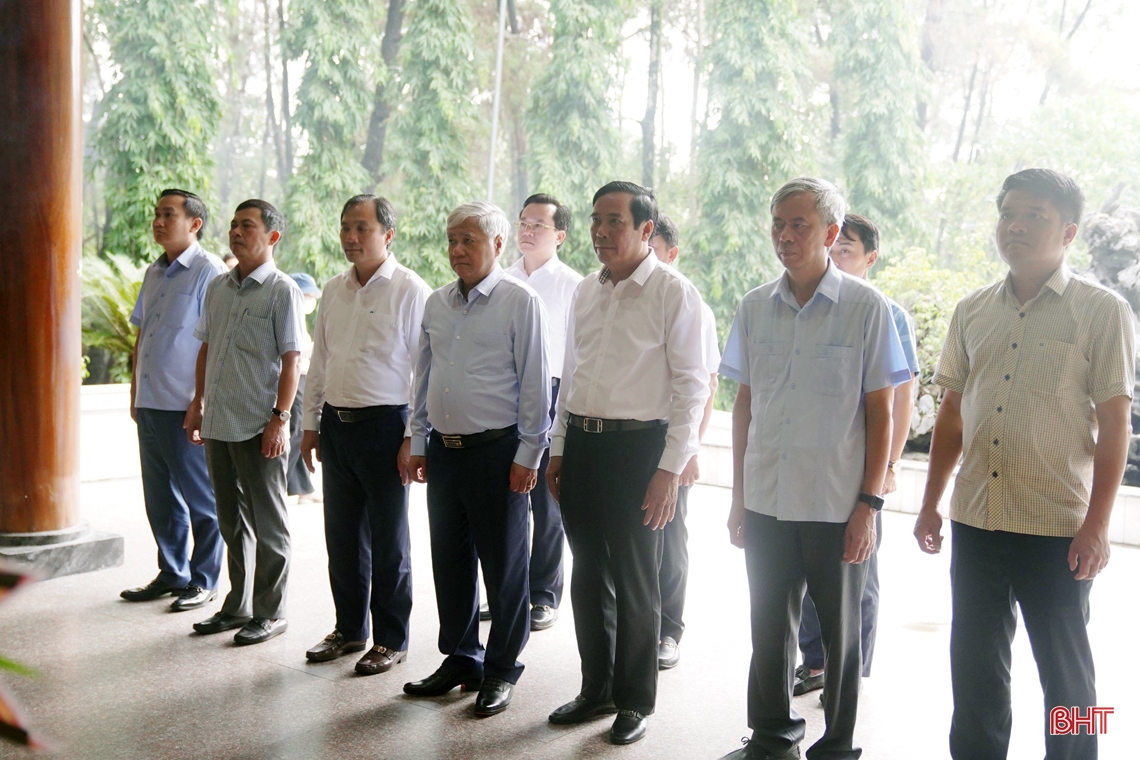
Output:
[
  {"xmin": 466, "ymin": 331, "xmax": 511, "ymax": 374},
  {"xmin": 1026, "ymin": 339, "xmax": 1087, "ymax": 398},
  {"xmin": 808, "ymin": 345, "xmax": 858, "ymax": 397},
  {"xmin": 159, "ymin": 291, "xmax": 195, "ymax": 330},
  {"xmin": 364, "ymin": 309, "xmax": 401, "ymax": 355},
  {"xmin": 748, "ymin": 341, "xmax": 787, "ymax": 390},
  {"xmin": 235, "ymin": 314, "xmax": 273, "ymax": 354}
]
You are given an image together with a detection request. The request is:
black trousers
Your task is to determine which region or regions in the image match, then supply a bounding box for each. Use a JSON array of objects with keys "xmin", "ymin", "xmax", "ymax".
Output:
[
  {"xmin": 659, "ymin": 483, "xmax": 691, "ymax": 642},
  {"xmin": 560, "ymin": 424, "xmax": 666, "ymax": 716},
  {"xmin": 744, "ymin": 511, "xmax": 866, "ymax": 760},
  {"xmin": 528, "ymin": 380, "xmax": 564, "ymax": 608},
  {"xmin": 799, "ymin": 510, "xmax": 882, "ymax": 675},
  {"xmin": 319, "ymin": 404, "xmax": 412, "ymax": 651},
  {"xmin": 286, "ymin": 375, "xmax": 313, "ymax": 496},
  {"xmin": 426, "ymin": 430, "xmax": 530, "ymax": 684},
  {"xmin": 949, "ymin": 521, "xmax": 1097, "ymax": 760}
]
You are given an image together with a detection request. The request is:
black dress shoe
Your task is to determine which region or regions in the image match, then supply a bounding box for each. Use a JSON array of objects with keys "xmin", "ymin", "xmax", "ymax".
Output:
[
  {"xmin": 403, "ymin": 666, "xmax": 483, "ymax": 697},
  {"xmin": 121, "ymin": 577, "xmax": 186, "ymax": 602},
  {"xmin": 719, "ymin": 737, "xmax": 801, "ymax": 759},
  {"xmin": 610, "ymin": 710, "xmax": 647, "ymax": 745},
  {"xmin": 530, "ymin": 605, "xmax": 557, "ymax": 631},
  {"xmin": 234, "ymin": 617, "xmax": 288, "ymax": 645},
  {"xmin": 170, "ymin": 585, "xmax": 217, "ymax": 612},
  {"xmin": 658, "ymin": 636, "xmax": 680, "ymax": 669},
  {"xmin": 193, "ymin": 611, "xmax": 251, "ymax": 635},
  {"xmin": 473, "ymin": 676, "xmax": 513, "ymax": 716},
  {"xmin": 793, "ymin": 664, "xmax": 824, "ymax": 696},
  {"xmin": 548, "ymin": 694, "xmax": 619, "ymax": 724},
  {"xmin": 306, "ymin": 630, "xmax": 367, "ymax": 663},
  {"xmin": 479, "ymin": 602, "xmax": 492, "ymax": 621},
  {"xmin": 354, "ymin": 645, "xmax": 407, "ymax": 675}
]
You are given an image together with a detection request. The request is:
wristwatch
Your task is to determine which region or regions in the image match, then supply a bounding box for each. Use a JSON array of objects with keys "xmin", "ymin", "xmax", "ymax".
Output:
[
  {"xmin": 857, "ymin": 492, "xmax": 884, "ymax": 512},
  {"xmin": 272, "ymin": 407, "xmax": 291, "ymax": 422}
]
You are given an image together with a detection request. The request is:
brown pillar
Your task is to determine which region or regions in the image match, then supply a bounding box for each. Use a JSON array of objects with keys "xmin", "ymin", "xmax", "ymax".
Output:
[{"xmin": 0, "ymin": 0, "xmax": 82, "ymax": 533}]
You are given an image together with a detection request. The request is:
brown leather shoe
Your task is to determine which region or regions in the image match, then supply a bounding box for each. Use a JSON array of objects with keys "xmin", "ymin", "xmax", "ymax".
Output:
[
  {"xmin": 306, "ymin": 630, "xmax": 367, "ymax": 663},
  {"xmin": 355, "ymin": 644, "xmax": 407, "ymax": 675}
]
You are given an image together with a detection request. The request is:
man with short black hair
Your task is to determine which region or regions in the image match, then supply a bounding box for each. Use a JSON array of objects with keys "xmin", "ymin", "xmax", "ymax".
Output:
[
  {"xmin": 915, "ymin": 168, "xmax": 1134, "ymax": 760},
  {"xmin": 121, "ymin": 189, "xmax": 226, "ymax": 611},
  {"xmin": 547, "ymin": 182, "xmax": 709, "ymax": 745},
  {"xmin": 185, "ymin": 199, "xmax": 305, "ymax": 647},
  {"xmin": 505, "ymin": 192, "xmax": 583, "ymax": 632}
]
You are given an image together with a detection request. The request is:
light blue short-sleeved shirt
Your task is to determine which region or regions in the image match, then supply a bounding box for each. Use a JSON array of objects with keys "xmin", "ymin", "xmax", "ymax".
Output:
[
  {"xmin": 194, "ymin": 261, "xmax": 305, "ymax": 442},
  {"xmin": 888, "ymin": 297, "xmax": 920, "ymax": 377},
  {"xmin": 130, "ymin": 243, "xmax": 226, "ymax": 411},
  {"xmin": 719, "ymin": 261, "xmax": 911, "ymax": 522}
]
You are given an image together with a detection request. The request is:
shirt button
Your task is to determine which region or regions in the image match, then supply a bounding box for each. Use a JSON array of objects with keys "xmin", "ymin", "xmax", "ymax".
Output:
[
  {"xmin": 450, "ymin": 361, "xmax": 454, "ymax": 366},
  {"xmin": 1011, "ymin": 343, "xmax": 1018, "ymax": 349},
  {"xmin": 1004, "ymin": 374, "xmax": 1010, "ymax": 381},
  {"xmin": 991, "ymin": 471, "xmax": 999, "ymax": 478},
  {"xmin": 456, "ymin": 336, "xmax": 461, "ymax": 340},
  {"xmin": 791, "ymin": 383, "xmax": 797, "ymax": 390},
  {"xmin": 993, "ymin": 439, "xmax": 999, "ymax": 445},
  {"xmin": 785, "ymin": 418, "xmax": 791, "ymax": 424},
  {"xmin": 445, "ymin": 414, "xmax": 450, "ymax": 419},
  {"xmin": 794, "ymin": 349, "xmax": 800, "ymax": 355},
  {"xmin": 445, "ymin": 388, "xmax": 449, "ymax": 393},
  {"xmin": 997, "ymin": 406, "xmax": 1002, "ymax": 412},
  {"xmin": 1019, "ymin": 312, "xmax": 1025, "ymax": 318},
  {"xmin": 463, "ymin": 310, "xmax": 468, "ymax": 315},
  {"xmin": 781, "ymin": 454, "xmax": 787, "ymax": 460}
]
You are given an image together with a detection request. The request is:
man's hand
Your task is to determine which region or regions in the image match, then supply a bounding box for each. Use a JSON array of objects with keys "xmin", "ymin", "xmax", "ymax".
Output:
[
  {"xmin": 913, "ymin": 506, "xmax": 944, "ymax": 554},
  {"xmin": 843, "ymin": 503, "xmax": 877, "ymax": 564},
  {"xmin": 546, "ymin": 456, "xmax": 563, "ymax": 503},
  {"xmin": 727, "ymin": 498, "xmax": 746, "ymax": 549},
  {"xmin": 679, "ymin": 454, "xmax": 700, "ymax": 488},
  {"xmin": 397, "ymin": 438, "xmax": 413, "ymax": 486},
  {"xmin": 641, "ymin": 469, "xmax": 679, "ymax": 530},
  {"xmin": 183, "ymin": 401, "xmax": 204, "ymax": 446},
  {"xmin": 130, "ymin": 403, "xmax": 137, "ymax": 423},
  {"xmin": 882, "ymin": 467, "xmax": 897, "ymax": 495},
  {"xmin": 1069, "ymin": 520, "xmax": 1111, "ymax": 580},
  {"xmin": 261, "ymin": 417, "xmax": 288, "ymax": 459},
  {"xmin": 407, "ymin": 455, "xmax": 428, "ymax": 484},
  {"xmin": 510, "ymin": 463, "xmax": 538, "ymax": 494},
  {"xmin": 301, "ymin": 430, "xmax": 320, "ymax": 473}
]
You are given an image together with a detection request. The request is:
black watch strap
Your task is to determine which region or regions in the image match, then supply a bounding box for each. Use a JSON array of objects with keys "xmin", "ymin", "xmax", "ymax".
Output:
[
  {"xmin": 858, "ymin": 492, "xmax": 884, "ymax": 512},
  {"xmin": 272, "ymin": 407, "xmax": 285, "ymax": 418}
]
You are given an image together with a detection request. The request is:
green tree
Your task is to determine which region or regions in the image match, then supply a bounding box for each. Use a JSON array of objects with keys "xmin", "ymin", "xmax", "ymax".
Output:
[
  {"xmin": 281, "ymin": 0, "xmax": 379, "ymax": 281},
  {"xmin": 831, "ymin": 0, "xmax": 927, "ymax": 251},
  {"xmin": 525, "ymin": 0, "xmax": 629, "ymax": 274},
  {"xmin": 93, "ymin": 0, "xmax": 222, "ymax": 263},
  {"xmin": 387, "ymin": 0, "xmax": 479, "ymax": 286}
]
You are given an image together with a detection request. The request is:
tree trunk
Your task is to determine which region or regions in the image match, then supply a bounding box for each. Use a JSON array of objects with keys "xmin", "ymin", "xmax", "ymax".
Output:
[
  {"xmin": 952, "ymin": 60, "xmax": 978, "ymax": 164},
  {"xmin": 917, "ymin": 0, "xmax": 944, "ymax": 130},
  {"xmin": 361, "ymin": 0, "xmax": 406, "ymax": 187},
  {"xmin": 264, "ymin": 0, "xmax": 285, "ymax": 190},
  {"xmin": 510, "ymin": 111, "xmax": 528, "ymax": 214},
  {"xmin": 688, "ymin": 0, "xmax": 703, "ymax": 212},
  {"xmin": 278, "ymin": 0, "xmax": 293, "ymax": 179},
  {"xmin": 640, "ymin": 2, "xmax": 661, "ymax": 188}
]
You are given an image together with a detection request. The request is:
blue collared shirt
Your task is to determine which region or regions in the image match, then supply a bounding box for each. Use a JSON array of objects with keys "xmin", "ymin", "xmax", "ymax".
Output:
[
  {"xmin": 719, "ymin": 261, "xmax": 911, "ymax": 522},
  {"xmin": 408, "ymin": 265, "xmax": 551, "ymax": 469},
  {"xmin": 888, "ymin": 297, "xmax": 920, "ymax": 377},
  {"xmin": 130, "ymin": 242, "xmax": 226, "ymax": 411}
]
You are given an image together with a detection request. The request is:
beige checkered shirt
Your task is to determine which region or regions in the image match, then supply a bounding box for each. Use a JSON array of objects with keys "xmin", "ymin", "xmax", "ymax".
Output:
[{"xmin": 934, "ymin": 265, "xmax": 1135, "ymax": 537}]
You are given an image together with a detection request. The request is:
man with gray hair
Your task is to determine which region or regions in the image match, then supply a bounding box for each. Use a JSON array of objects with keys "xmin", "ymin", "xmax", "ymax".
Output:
[
  {"xmin": 403, "ymin": 201, "xmax": 550, "ymax": 718},
  {"xmin": 718, "ymin": 178, "xmax": 909, "ymax": 759}
]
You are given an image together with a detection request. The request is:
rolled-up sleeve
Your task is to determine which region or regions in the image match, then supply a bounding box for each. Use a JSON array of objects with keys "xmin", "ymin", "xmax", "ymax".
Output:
[
  {"xmin": 659, "ymin": 280, "xmax": 711, "ymax": 474},
  {"xmin": 513, "ymin": 295, "xmax": 551, "ymax": 469}
]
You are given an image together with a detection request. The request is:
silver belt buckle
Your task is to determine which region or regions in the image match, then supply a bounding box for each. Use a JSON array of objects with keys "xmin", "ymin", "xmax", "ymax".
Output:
[
  {"xmin": 441, "ymin": 434, "xmax": 464, "ymax": 449},
  {"xmin": 582, "ymin": 417, "xmax": 604, "ymax": 434},
  {"xmin": 337, "ymin": 409, "xmax": 355, "ymax": 423}
]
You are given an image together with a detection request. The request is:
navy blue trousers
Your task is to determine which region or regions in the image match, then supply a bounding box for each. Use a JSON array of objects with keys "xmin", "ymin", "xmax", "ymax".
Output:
[
  {"xmin": 426, "ymin": 430, "xmax": 530, "ymax": 684},
  {"xmin": 528, "ymin": 381, "xmax": 564, "ymax": 608},
  {"xmin": 286, "ymin": 375, "xmax": 314, "ymax": 496},
  {"xmin": 136, "ymin": 407, "xmax": 222, "ymax": 589},
  {"xmin": 319, "ymin": 404, "xmax": 412, "ymax": 651},
  {"xmin": 799, "ymin": 510, "xmax": 882, "ymax": 674},
  {"xmin": 659, "ymin": 484, "xmax": 690, "ymax": 642}
]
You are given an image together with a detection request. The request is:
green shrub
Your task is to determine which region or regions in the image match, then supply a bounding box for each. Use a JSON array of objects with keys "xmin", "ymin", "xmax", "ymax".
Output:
[{"xmin": 81, "ymin": 254, "xmax": 144, "ymax": 384}]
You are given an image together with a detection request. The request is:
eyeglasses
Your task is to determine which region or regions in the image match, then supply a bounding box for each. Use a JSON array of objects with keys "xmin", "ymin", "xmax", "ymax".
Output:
[{"xmin": 517, "ymin": 221, "xmax": 558, "ymax": 234}]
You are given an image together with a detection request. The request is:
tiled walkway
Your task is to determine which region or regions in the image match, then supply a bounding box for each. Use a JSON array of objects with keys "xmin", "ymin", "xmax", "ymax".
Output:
[{"xmin": 1, "ymin": 475, "xmax": 1137, "ymax": 759}]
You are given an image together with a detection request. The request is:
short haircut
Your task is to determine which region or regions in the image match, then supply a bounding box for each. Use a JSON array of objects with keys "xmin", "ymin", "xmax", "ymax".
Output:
[
  {"xmin": 221, "ymin": 251, "xmax": 236, "ymax": 263},
  {"xmin": 447, "ymin": 201, "xmax": 511, "ymax": 243},
  {"xmin": 592, "ymin": 181, "xmax": 658, "ymax": 227},
  {"xmin": 159, "ymin": 189, "xmax": 209, "ymax": 240},
  {"xmin": 996, "ymin": 168, "xmax": 1085, "ymax": 226},
  {"xmin": 839, "ymin": 213, "xmax": 879, "ymax": 254},
  {"xmin": 652, "ymin": 212, "xmax": 680, "ymax": 250},
  {"xmin": 235, "ymin": 199, "xmax": 286, "ymax": 235},
  {"xmin": 769, "ymin": 177, "xmax": 847, "ymax": 229},
  {"xmin": 521, "ymin": 193, "xmax": 571, "ymax": 233},
  {"xmin": 341, "ymin": 194, "xmax": 397, "ymax": 230}
]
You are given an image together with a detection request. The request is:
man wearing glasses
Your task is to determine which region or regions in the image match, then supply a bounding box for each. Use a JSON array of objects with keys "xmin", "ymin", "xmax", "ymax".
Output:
[{"xmin": 505, "ymin": 194, "xmax": 583, "ymax": 632}]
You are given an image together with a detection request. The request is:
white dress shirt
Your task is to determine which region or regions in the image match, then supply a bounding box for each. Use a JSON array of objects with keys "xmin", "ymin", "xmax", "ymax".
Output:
[
  {"xmin": 505, "ymin": 254, "xmax": 582, "ymax": 380},
  {"xmin": 699, "ymin": 297, "xmax": 721, "ymax": 374},
  {"xmin": 302, "ymin": 255, "xmax": 431, "ymax": 431},
  {"xmin": 551, "ymin": 253, "xmax": 709, "ymax": 474}
]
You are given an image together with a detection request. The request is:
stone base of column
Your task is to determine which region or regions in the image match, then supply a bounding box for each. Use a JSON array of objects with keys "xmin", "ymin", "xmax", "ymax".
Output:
[{"xmin": 0, "ymin": 521, "xmax": 123, "ymax": 578}]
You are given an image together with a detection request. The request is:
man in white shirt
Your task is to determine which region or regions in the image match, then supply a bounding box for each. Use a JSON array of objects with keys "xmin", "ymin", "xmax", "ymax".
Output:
[
  {"xmin": 299, "ymin": 195, "xmax": 431, "ymax": 676},
  {"xmin": 647, "ymin": 213, "xmax": 720, "ymax": 671},
  {"xmin": 505, "ymin": 193, "xmax": 583, "ymax": 632},
  {"xmin": 546, "ymin": 182, "xmax": 709, "ymax": 745}
]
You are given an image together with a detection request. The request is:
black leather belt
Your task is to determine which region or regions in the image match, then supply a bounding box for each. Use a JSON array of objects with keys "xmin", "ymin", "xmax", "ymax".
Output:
[
  {"xmin": 433, "ymin": 425, "xmax": 517, "ymax": 449},
  {"xmin": 567, "ymin": 413, "xmax": 666, "ymax": 434},
  {"xmin": 326, "ymin": 403, "xmax": 405, "ymax": 424}
]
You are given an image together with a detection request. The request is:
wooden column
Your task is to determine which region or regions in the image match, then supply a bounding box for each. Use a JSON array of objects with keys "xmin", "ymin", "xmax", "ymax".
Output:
[{"xmin": 0, "ymin": 0, "xmax": 82, "ymax": 533}]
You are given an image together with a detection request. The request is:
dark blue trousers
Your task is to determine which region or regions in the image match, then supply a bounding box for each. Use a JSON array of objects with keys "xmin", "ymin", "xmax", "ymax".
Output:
[
  {"xmin": 799, "ymin": 510, "xmax": 882, "ymax": 674},
  {"xmin": 319, "ymin": 404, "xmax": 412, "ymax": 651},
  {"xmin": 528, "ymin": 381, "xmax": 563, "ymax": 608},
  {"xmin": 136, "ymin": 407, "xmax": 222, "ymax": 589},
  {"xmin": 286, "ymin": 375, "xmax": 314, "ymax": 496},
  {"xmin": 659, "ymin": 484, "xmax": 691, "ymax": 642},
  {"xmin": 426, "ymin": 430, "xmax": 530, "ymax": 684}
]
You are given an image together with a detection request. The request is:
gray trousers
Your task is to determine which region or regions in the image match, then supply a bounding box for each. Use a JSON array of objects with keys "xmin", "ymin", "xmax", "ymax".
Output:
[{"xmin": 204, "ymin": 436, "xmax": 290, "ymax": 619}]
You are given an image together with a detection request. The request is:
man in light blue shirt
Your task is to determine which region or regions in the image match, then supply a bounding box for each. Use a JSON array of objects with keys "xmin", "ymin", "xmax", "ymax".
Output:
[
  {"xmin": 403, "ymin": 201, "xmax": 550, "ymax": 718},
  {"xmin": 121, "ymin": 189, "xmax": 226, "ymax": 612},
  {"xmin": 718, "ymin": 179, "xmax": 909, "ymax": 760}
]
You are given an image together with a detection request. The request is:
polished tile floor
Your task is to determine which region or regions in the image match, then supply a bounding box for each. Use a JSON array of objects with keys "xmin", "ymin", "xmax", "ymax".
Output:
[{"xmin": 1, "ymin": 476, "xmax": 1138, "ymax": 760}]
